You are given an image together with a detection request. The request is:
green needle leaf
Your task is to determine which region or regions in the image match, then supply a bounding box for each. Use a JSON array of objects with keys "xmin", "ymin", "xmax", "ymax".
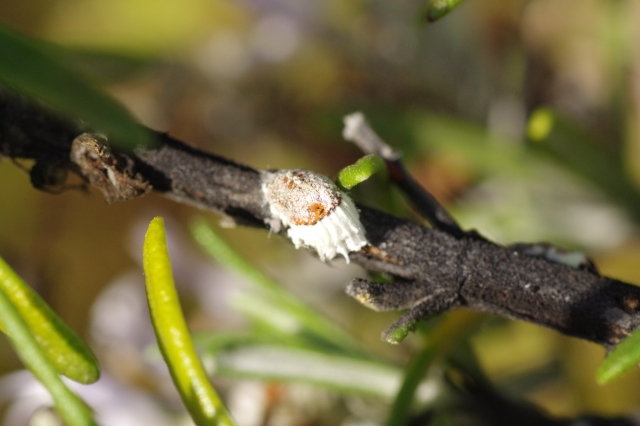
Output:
[
  {"xmin": 0, "ymin": 284, "xmax": 97, "ymax": 426},
  {"xmin": 0, "ymin": 24, "xmax": 152, "ymax": 149},
  {"xmin": 597, "ymin": 327, "xmax": 640, "ymax": 384},
  {"xmin": 143, "ymin": 217, "xmax": 235, "ymax": 426},
  {"xmin": 337, "ymin": 154, "xmax": 385, "ymax": 190},
  {"xmin": 0, "ymin": 256, "xmax": 100, "ymax": 384}
]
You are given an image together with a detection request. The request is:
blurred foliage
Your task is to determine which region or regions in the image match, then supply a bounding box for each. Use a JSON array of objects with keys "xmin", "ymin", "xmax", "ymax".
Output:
[
  {"xmin": 190, "ymin": 219, "xmax": 367, "ymax": 357},
  {"xmin": 0, "ymin": 25, "xmax": 152, "ymax": 149},
  {"xmin": 2, "ymin": 0, "xmax": 640, "ymax": 424}
]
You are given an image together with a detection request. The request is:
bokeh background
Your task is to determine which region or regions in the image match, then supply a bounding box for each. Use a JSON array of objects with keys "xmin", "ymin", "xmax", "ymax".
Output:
[{"xmin": 3, "ymin": 0, "xmax": 640, "ymax": 424}]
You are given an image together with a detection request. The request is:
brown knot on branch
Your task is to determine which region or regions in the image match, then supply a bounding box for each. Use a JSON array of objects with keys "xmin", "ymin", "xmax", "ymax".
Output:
[{"xmin": 70, "ymin": 133, "xmax": 151, "ymax": 203}]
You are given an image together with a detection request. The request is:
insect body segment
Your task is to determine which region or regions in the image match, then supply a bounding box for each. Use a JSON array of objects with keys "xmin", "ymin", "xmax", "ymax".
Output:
[{"xmin": 261, "ymin": 169, "xmax": 368, "ymax": 262}]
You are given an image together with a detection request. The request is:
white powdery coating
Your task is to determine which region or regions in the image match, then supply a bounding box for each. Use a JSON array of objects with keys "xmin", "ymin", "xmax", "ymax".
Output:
[
  {"xmin": 286, "ymin": 194, "xmax": 367, "ymax": 261},
  {"xmin": 262, "ymin": 169, "xmax": 368, "ymax": 262}
]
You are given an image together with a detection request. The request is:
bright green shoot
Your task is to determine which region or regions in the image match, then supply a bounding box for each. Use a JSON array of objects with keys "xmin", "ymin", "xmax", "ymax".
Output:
[
  {"xmin": 0, "ymin": 256, "xmax": 100, "ymax": 384},
  {"xmin": 337, "ymin": 154, "xmax": 385, "ymax": 190},
  {"xmin": 143, "ymin": 217, "xmax": 236, "ymax": 426},
  {"xmin": 0, "ymin": 280, "xmax": 97, "ymax": 426}
]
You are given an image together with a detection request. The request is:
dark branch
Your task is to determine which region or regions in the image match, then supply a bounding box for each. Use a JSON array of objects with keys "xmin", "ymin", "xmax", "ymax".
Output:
[{"xmin": 2, "ymin": 88, "xmax": 640, "ymax": 349}]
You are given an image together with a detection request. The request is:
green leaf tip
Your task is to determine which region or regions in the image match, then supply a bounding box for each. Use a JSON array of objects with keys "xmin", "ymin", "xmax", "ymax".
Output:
[
  {"xmin": 424, "ymin": 0, "xmax": 466, "ymax": 23},
  {"xmin": 0, "ymin": 24, "xmax": 152, "ymax": 149},
  {"xmin": 143, "ymin": 217, "xmax": 236, "ymax": 426},
  {"xmin": 383, "ymin": 322, "xmax": 416, "ymax": 345},
  {"xmin": 597, "ymin": 327, "xmax": 640, "ymax": 384},
  {"xmin": 337, "ymin": 154, "xmax": 385, "ymax": 190},
  {"xmin": 0, "ymin": 256, "xmax": 100, "ymax": 384}
]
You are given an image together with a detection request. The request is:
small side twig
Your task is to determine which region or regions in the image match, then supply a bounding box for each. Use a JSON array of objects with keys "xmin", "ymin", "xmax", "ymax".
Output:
[{"xmin": 342, "ymin": 112, "xmax": 466, "ymax": 238}]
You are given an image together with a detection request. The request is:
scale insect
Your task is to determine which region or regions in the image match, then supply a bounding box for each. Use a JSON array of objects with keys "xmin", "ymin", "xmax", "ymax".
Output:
[{"xmin": 261, "ymin": 169, "xmax": 368, "ymax": 262}]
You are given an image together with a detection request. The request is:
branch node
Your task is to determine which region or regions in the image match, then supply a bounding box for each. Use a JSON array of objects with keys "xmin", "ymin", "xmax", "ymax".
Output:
[{"xmin": 70, "ymin": 133, "xmax": 151, "ymax": 203}]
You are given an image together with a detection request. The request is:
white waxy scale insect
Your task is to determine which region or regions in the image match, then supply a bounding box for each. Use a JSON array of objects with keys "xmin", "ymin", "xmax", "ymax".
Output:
[{"xmin": 261, "ymin": 169, "xmax": 368, "ymax": 262}]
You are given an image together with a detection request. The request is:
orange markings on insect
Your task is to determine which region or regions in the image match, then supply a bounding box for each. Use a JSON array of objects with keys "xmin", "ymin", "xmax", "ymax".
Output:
[
  {"xmin": 282, "ymin": 177, "xmax": 296, "ymax": 189},
  {"xmin": 289, "ymin": 202, "xmax": 335, "ymax": 226},
  {"xmin": 309, "ymin": 203, "xmax": 327, "ymax": 222}
]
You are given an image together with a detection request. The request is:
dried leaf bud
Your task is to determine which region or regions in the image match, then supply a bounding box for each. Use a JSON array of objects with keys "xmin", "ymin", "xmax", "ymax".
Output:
[{"xmin": 261, "ymin": 169, "xmax": 368, "ymax": 262}]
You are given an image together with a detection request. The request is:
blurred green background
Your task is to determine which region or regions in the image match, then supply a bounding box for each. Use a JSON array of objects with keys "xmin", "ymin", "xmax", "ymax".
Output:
[{"xmin": 3, "ymin": 0, "xmax": 640, "ymax": 424}]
